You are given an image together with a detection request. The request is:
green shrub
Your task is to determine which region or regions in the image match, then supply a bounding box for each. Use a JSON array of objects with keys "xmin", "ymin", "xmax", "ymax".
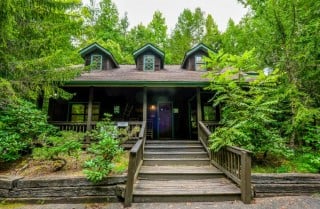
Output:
[
  {"xmin": 83, "ymin": 114, "xmax": 123, "ymax": 183},
  {"xmin": 0, "ymin": 99, "xmax": 56, "ymax": 162},
  {"xmin": 32, "ymin": 131, "xmax": 83, "ymax": 171},
  {"xmin": 0, "ymin": 133, "xmax": 28, "ymax": 162}
]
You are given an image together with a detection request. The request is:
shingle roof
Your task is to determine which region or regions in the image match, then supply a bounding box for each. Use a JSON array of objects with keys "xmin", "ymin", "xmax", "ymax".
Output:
[{"xmin": 67, "ymin": 65, "xmax": 210, "ymax": 87}]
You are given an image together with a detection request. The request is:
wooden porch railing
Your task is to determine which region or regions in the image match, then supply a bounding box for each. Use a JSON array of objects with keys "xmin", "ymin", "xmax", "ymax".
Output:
[
  {"xmin": 50, "ymin": 122, "xmax": 97, "ymax": 132},
  {"xmin": 201, "ymin": 121, "xmax": 221, "ymax": 133},
  {"xmin": 124, "ymin": 121, "xmax": 146, "ymax": 207},
  {"xmin": 199, "ymin": 121, "xmax": 252, "ymax": 204},
  {"xmin": 51, "ymin": 121, "xmax": 142, "ymax": 135}
]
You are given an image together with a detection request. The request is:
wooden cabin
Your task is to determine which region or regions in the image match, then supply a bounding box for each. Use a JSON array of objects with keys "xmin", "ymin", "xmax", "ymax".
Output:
[
  {"xmin": 48, "ymin": 42, "xmax": 219, "ymax": 140},
  {"xmin": 48, "ymin": 43, "xmax": 253, "ymax": 205}
]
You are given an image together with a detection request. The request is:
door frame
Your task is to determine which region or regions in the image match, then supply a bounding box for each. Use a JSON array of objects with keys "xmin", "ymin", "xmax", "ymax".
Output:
[{"xmin": 157, "ymin": 101, "xmax": 173, "ymax": 139}]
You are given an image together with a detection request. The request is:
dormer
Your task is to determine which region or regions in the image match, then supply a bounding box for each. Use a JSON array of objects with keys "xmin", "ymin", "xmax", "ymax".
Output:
[
  {"xmin": 133, "ymin": 43, "xmax": 165, "ymax": 71},
  {"xmin": 181, "ymin": 43, "xmax": 213, "ymax": 71},
  {"xmin": 79, "ymin": 43, "xmax": 119, "ymax": 70}
]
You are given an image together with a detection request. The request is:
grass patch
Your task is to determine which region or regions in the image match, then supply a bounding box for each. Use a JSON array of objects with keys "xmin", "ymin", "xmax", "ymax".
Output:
[
  {"xmin": 252, "ymin": 151, "xmax": 320, "ymax": 173},
  {"xmin": 111, "ymin": 151, "xmax": 129, "ymax": 175},
  {"xmin": 0, "ymin": 202, "xmax": 25, "ymax": 209}
]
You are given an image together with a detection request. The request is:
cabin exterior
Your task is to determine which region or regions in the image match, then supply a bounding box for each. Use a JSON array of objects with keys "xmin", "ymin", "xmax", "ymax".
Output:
[
  {"xmin": 48, "ymin": 43, "xmax": 219, "ymax": 140},
  {"xmin": 47, "ymin": 42, "xmax": 253, "ymax": 205}
]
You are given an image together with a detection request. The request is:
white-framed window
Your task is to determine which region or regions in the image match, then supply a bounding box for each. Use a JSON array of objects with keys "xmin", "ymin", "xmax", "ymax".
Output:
[
  {"xmin": 195, "ymin": 55, "xmax": 206, "ymax": 71},
  {"xmin": 143, "ymin": 55, "xmax": 155, "ymax": 71},
  {"xmin": 91, "ymin": 54, "xmax": 102, "ymax": 70}
]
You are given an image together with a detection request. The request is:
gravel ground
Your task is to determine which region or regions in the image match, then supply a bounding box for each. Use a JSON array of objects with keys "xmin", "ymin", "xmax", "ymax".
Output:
[{"xmin": 1, "ymin": 196, "xmax": 319, "ymax": 209}]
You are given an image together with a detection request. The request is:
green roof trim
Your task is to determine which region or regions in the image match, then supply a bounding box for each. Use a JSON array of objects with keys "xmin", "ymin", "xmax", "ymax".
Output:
[
  {"xmin": 133, "ymin": 43, "xmax": 165, "ymax": 58},
  {"xmin": 181, "ymin": 43, "xmax": 214, "ymax": 69},
  {"xmin": 79, "ymin": 42, "xmax": 119, "ymax": 68},
  {"xmin": 64, "ymin": 80, "xmax": 209, "ymax": 88},
  {"xmin": 133, "ymin": 43, "xmax": 165, "ymax": 68}
]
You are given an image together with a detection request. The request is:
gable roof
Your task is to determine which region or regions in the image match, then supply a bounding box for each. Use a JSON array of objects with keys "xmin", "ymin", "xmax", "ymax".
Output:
[
  {"xmin": 181, "ymin": 43, "xmax": 213, "ymax": 69},
  {"xmin": 66, "ymin": 65, "xmax": 210, "ymax": 87},
  {"xmin": 133, "ymin": 43, "xmax": 165, "ymax": 68},
  {"xmin": 79, "ymin": 42, "xmax": 119, "ymax": 68}
]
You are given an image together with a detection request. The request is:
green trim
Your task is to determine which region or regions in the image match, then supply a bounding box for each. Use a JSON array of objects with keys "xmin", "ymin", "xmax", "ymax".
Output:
[
  {"xmin": 79, "ymin": 42, "xmax": 119, "ymax": 68},
  {"xmin": 64, "ymin": 80, "xmax": 209, "ymax": 88},
  {"xmin": 133, "ymin": 43, "xmax": 165, "ymax": 58},
  {"xmin": 181, "ymin": 43, "xmax": 213, "ymax": 69}
]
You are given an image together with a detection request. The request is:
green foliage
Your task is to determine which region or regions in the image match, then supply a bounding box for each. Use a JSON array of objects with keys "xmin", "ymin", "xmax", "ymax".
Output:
[
  {"xmin": 32, "ymin": 131, "xmax": 83, "ymax": 171},
  {"xmin": 0, "ymin": 78, "xmax": 17, "ymax": 110},
  {"xmin": 0, "ymin": 133, "xmax": 27, "ymax": 162},
  {"xmin": 0, "ymin": 99, "xmax": 56, "ymax": 140},
  {"xmin": 83, "ymin": 114, "xmax": 123, "ymax": 183},
  {"xmin": 0, "ymin": 99, "xmax": 56, "ymax": 162},
  {"xmin": 206, "ymin": 51, "xmax": 288, "ymax": 158}
]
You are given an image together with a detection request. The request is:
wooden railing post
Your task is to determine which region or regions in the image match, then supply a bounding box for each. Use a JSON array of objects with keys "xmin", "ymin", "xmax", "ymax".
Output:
[
  {"xmin": 124, "ymin": 121, "xmax": 146, "ymax": 207},
  {"xmin": 124, "ymin": 151, "xmax": 137, "ymax": 207},
  {"xmin": 240, "ymin": 151, "xmax": 252, "ymax": 204}
]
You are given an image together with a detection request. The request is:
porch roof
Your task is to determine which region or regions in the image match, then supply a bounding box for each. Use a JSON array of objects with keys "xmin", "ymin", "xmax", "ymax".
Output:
[{"xmin": 66, "ymin": 65, "xmax": 210, "ymax": 87}]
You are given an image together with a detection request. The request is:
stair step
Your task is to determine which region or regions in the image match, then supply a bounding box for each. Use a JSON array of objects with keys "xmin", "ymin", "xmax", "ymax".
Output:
[
  {"xmin": 144, "ymin": 151, "xmax": 208, "ymax": 158},
  {"xmin": 133, "ymin": 178, "xmax": 241, "ymax": 202},
  {"xmin": 139, "ymin": 165, "xmax": 224, "ymax": 180},
  {"xmin": 145, "ymin": 147, "xmax": 205, "ymax": 152},
  {"xmin": 143, "ymin": 158, "xmax": 210, "ymax": 166},
  {"xmin": 146, "ymin": 140, "xmax": 200, "ymax": 144}
]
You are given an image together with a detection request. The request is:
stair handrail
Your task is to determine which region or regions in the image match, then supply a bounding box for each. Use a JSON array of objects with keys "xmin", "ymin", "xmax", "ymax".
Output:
[
  {"xmin": 198, "ymin": 121, "xmax": 252, "ymax": 204},
  {"xmin": 124, "ymin": 120, "xmax": 146, "ymax": 207}
]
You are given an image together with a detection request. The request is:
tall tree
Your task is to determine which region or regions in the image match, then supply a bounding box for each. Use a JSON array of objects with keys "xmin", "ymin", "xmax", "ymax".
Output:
[
  {"xmin": 219, "ymin": 0, "xmax": 320, "ymax": 148},
  {"xmin": 93, "ymin": 0, "xmax": 121, "ymax": 42},
  {"xmin": 147, "ymin": 11, "xmax": 168, "ymax": 49},
  {"xmin": 203, "ymin": 14, "xmax": 221, "ymax": 51},
  {"xmin": 0, "ymin": 0, "xmax": 83, "ymax": 105},
  {"xmin": 169, "ymin": 8, "xmax": 206, "ymax": 63}
]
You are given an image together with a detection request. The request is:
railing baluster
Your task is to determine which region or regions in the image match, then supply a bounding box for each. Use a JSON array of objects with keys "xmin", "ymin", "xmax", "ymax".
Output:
[{"xmin": 198, "ymin": 121, "xmax": 252, "ymax": 204}]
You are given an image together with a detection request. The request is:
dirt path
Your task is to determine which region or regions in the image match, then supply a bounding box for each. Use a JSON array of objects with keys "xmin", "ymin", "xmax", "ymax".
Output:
[{"xmin": 1, "ymin": 196, "xmax": 320, "ymax": 209}]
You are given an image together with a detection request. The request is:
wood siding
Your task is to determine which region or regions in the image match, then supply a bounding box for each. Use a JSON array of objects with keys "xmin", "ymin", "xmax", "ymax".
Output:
[
  {"xmin": 185, "ymin": 51, "xmax": 207, "ymax": 71},
  {"xmin": 84, "ymin": 49, "xmax": 117, "ymax": 71},
  {"xmin": 136, "ymin": 53, "xmax": 162, "ymax": 71}
]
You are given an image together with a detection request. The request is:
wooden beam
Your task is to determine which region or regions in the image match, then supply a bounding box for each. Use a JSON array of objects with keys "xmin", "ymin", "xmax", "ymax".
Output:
[
  {"xmin": 197, "ymin": 88, "xmax": 202, "ymax": 138},
  {"xmin": 86, "ymin": 87, "xmax": 94, "ymax": 134},
  {"xmin": 143, "ymin": 87, "xmax": 147, "ymax": 122}
]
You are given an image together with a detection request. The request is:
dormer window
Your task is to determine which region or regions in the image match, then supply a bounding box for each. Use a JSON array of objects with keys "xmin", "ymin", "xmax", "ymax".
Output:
[
  {"xmin": 195, "ymin": 55, "xmax": 206, "ymax": 71},
  {"xmin": 91, "ymin": 54, "xmax": 102, "ymax": 70},
  {"xmin": 143, "ymin": 55, "xmax": 155, "ymax": 71}
]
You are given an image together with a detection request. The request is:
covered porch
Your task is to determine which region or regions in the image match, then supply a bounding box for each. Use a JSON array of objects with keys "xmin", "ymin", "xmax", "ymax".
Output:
[{"xmin": 48, "ymin": 86, "xmax": 220, "ymax": 140}]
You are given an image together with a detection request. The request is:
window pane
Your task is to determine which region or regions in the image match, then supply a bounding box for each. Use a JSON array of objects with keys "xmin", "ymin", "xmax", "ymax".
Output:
[
  {"xmin": 92, "ymin": 104, "xmax": 100, "ymax": 114},
  {"xmin": 114, "ymin": 105, "xmax": 120, "ymax": 114},
  {"xmin": 71, "ymin": 115, "xmax": 85, "ymax": 122},
  {"xmin": 91, "ymin": 55, "xmax": 102, "ymax": 70},
  {"xmin": 144, "ymin": 55, "xmax": 155, "ymax": 71},
  {"xmin": 72, "ymin": 104, "xmax": 85, "ymax": 114},
  {"xmin": 195, "ymin": 55, "xmax": 206, "ymax": 71},
  {"xmin": 92, "ymin": 115, "xmax": 99, "ymax": 121},
  {"xmin": 203, "ymin": 106, "xmax": 215, "ymax": 121}
]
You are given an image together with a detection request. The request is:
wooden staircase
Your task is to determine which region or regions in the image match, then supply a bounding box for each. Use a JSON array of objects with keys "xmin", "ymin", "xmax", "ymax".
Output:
[{"xmin": 132, "ymin": 140, "xmax": 241, "ymax": 203}]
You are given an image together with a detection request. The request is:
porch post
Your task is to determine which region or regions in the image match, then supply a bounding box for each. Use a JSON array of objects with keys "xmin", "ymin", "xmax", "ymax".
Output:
[
  {"xmin": 86, "ymin": 87, "xmax": 94, "ymax": 134},
  {"xmin": 143, "ymin": 87, "xmax": 147, "ymax": 122},
  {"xmin": 197, "ymin": 88, "xmax": 202, "ymax": 136}
]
